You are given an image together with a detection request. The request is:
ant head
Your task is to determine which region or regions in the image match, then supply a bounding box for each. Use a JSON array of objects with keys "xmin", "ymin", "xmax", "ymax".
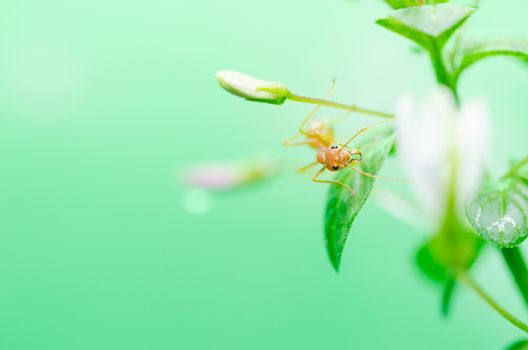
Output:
[{"xmin": 325, "ymin": 144, "xmax": 351, "ymax": 172}]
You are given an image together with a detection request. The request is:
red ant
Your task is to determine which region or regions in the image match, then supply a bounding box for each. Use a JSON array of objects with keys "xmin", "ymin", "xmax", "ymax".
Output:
[{"xmin": 283, "ymin": 83, "xmax": 399, "ymax": 194}]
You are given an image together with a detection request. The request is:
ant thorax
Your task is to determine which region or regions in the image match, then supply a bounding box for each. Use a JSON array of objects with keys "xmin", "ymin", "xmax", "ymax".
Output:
[
  {"xmin": 316, "ymin": 144, "xmax": 362, "ymax": 172},
  {"xmin": 306, "ymin": 120, "xmax": 333, "ymax": 149}
]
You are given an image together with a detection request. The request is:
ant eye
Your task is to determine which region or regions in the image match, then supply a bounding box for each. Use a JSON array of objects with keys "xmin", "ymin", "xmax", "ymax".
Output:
[
  {"xmin": 332, "ymin": 165, "xmax": 339, "ymax": 170},
  {"xmin": 330, "ymin": 144, "xmax": 339, "ymax": 149}
]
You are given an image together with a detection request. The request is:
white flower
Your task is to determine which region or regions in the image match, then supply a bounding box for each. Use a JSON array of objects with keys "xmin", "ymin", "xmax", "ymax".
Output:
[
  {"xmin": 396, "ymin": 87, "xmax": 491, "ymax": 222},
  {"xmin": 215, "ymin": 70, "xmax": 290, "ymax": 105}
]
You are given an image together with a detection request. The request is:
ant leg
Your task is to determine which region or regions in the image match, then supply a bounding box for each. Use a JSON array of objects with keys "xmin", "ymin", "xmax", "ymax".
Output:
[
  {"xmin": 328, "ymin": 110, "xmax": 352, "ymax": 126},
  {"xmin": 312, "ymin": 166, "xmax": 355, "ymax": 196},
  {"xmin": 298, "ymin": 79, "xmax": 336, "ymax": 135},
  {"xmin": 297, "ymin": 161, "xmax": 319, "ymax": 173},
  {"xmin": 281, "ymin": 105, "xmax": 322, "ymax": 145},
  {"xmin": 283, "ymin": 141, "xmax": 313, "ymax": 147},
  {"xmin": 338, "ymin": 119, "xmax": 394, "ymax": 151},
  {"xmin": 345, "ymin": 164, "xmax": 412, "ymax": 184},
  {"xmin": 283, "ymin": 134, "xmax": 312, "ymax": 147},
  {"xmin": 282, "ymin": 79, "xmax": 336, "ymax": 145}
]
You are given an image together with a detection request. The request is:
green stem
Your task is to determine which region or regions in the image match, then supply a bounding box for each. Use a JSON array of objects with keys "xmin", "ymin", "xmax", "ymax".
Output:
[
  {"xmin": 502, "ymin": 247, "xmax": 528, "ymax": 308},
  {"xmin": 429, "ymin": 46, "xmax": 450, "ymax": 87},
  {"xmin": 287, "ymin": 94, "xmax": 394, "ymax": 119},
  {"xmin": 428, "ymin": 41, "xmax": 459, "ymax": 103},
  {"xmin": 457, "ymin": 269, "xmax": 528, "ymax": 333},
  {"xmin": 430, "ymin": 37, "xmax": 528, "ymax": 331}
]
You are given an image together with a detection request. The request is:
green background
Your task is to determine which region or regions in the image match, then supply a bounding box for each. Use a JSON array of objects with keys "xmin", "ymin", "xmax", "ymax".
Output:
[{"xmin": 0, "ymin": 0, "xmax": 527, "ymax": 349}]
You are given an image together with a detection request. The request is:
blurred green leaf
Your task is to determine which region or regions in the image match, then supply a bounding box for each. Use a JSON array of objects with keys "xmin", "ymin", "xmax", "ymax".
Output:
[
  {"xmin": 506, "ymin": 339, "xmax": 528, "ymax": 350},
  {"xmin": 325, "ymin": 128, "xmax": 395, "ymax": 271},
  {"xmin": 416, "ymin": 239, "xmax": 451, "ymax": 282},
  {"xmin": 384, "ymin": 0, "xmax": 448, "ymax": 10},
  {"xmin": 377, "ymin": 14, "xmax": 433, "ymax": 51},
  {"xmin": 441, "ymin": 278, "xmax": 456, "ymax": 316},
  {"xmin": 466, "ymin": 160, "xmax": 528, "ymax": 248},
  {"xmin": 416, "ymin": 228, "xmax": 482, "ymax": 283},
  {"xmin": 455, "ymin": 38, "xmax": 528, "ymax": 81},
  {"xmin": 384, "ymin": 0, "xmax": 420, "ymax": 9},
  {"xmin": 416, "ymin": 196, "xmax": 483, "ymax": 315},
  {"xmin": 501, "ymin": 247, "xmax": 528, "ymax": 307},
  {"xmin": 389, "ymin": 4, "xmax": 474, "ymax": 38},
  {"xmin": 377, "ymin": 4, "xmax": 475, "ymax": 50}
]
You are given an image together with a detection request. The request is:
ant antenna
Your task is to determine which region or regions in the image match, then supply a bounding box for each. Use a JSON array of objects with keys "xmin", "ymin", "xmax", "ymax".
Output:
[
  {"xmin": 344, "ymin": 163, "xmax": 413, "ymax": 184},
  {"xmin": 339, "ymin": 119, "xmax": 394, "ymax": 151}
]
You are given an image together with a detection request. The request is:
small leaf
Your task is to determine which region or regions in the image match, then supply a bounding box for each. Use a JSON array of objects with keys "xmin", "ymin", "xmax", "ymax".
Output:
[
  {"xmin": 506, "ymin": 339, "xmax": 528, "ymax": 350},
  {"xmin": 324, "ymin": 128, "xmax": 395, "ymax": 271},
  {"xmin": 384, "ymin": 0, "xmax": 421, "ymax": 9},
  {"xmin": 384, "ymin": 0, "xmax": 448, "ymax": 10},
  {"xmin": 441, "ymin": 278, "xmax": 456, "ymax": 316},
  {"xmin": 416, "ymin": 228, "xmax": 482, "ymax": 283},
  {"xmin": 390, "ymin": 4, "xmax": 474, "ymax": 38},
  {"xmin": 455, "ymin": 38, "xmax": 528, "ymax": 80},
  {"xmin": 377, "ymin": 4, "xmax": 475, "ymax": 50},
  {"xmin": 466, "ymin": 168, "xmax": 528, "ymax": 248},
  {"xmin": 377, "ymin": 16, "xmax": 433, "ymax": 51},
  {"xmin": 415, "ymin": 216, "xmax": 482, "ymax": 315},
  {"xmin": 501, "ymin": 247, "xmax": 528, "ymax": 307},
  {"xmin": 416, "ymin": 240, "xmax": 451, "ymax": 282}
]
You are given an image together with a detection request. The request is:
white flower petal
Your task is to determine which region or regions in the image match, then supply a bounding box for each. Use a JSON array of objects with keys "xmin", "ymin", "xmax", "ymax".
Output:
[
  {"xmin": 456, "ymin": 99, "xmax": 491, "ymax": 207},
  {"xmin": 397, "ymin": 88, "xmax": 457, "ymax": 218},
  {"xmin": 397, "ymin": 86, "xmax": 492, "ymax": 224}
]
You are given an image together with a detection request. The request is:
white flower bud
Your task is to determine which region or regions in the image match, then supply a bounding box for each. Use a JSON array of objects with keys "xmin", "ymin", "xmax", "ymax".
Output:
[{"xmin": 216, "ymin": 70, "xmax": 290, "ymax": 105}]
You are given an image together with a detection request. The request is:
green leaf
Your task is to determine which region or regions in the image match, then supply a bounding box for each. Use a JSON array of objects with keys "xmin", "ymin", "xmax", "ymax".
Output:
[
  {"xmin": 389, "ymin": 4, "xmax": 474, "ymax": 38},
  {"xmin": 441, "ymin": 278, "xmax": 456, "ymax": 316},
  {"xmin": 416, "ymin": 240, "xmax": 451, "ymax": 282},
  {"xmin": 384, "ymin": 0, "xmax": 420, "ymax": 9},
  {"xmin": 377, "ymin": 4, "xmax": 475, "ymax": 50},
  {"xmin": 415, "ymin": 212, "xmax": 482, "ymax": 315},
  {"xmin": 455, "ymin": 38, "xmax": 528, "ymax": 81},
  {"xmin": 466, "ymin": 163, "xmax": 528, "ymax": 248},
  {"xmin": 506, "ymin": 339, "xmax": 528, "ymax": 350},
  {"xmin": 501, "ymin": 247, "xmax": 528, "ymax": 307},
  {"xmin": 377, "ymin": 16, "xmax": 433, "ymax": 51},
  {"xmin": 384, "ymin": 0, "xmax": 448, "ymax": 10},
  {"xmin": 416, "ymin": 228, "xmax": 482, "ymax": 283},
  {"xmin": 324, "ymin": 128, "xmax": 395, "ymax": 271}
]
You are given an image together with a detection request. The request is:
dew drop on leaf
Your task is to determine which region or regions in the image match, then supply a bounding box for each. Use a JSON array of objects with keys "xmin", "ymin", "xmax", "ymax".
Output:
[{"xmin": 466, "ymin": 186, "xmax": 528, "ymax": 248}]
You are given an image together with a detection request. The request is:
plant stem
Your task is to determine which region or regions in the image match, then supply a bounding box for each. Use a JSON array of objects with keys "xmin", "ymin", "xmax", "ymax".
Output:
[
  {"xmin": 502, "ymin": 247, "xmax": 528, "ymax": 308},
  {"xmin": 428, "ymin": 42, "xmax": 459, "ymax": 103},
  {"xmin": 457, "ymin": 269, "xmax": 528, "ymax": 333},
  {"xmin": 434, "ymin": 45, "xmax": 528, "ymax": 330},
  {"xmin": 287, "ymin": 94, "xmax": 394, "ymax": 119},
  {"xmin": 500, "ymin": 160, "xmax": 528, "ymax": 308},
  {"xmin": 429, "ymin": 48, "xmax": 450, "ymax": 87}
]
